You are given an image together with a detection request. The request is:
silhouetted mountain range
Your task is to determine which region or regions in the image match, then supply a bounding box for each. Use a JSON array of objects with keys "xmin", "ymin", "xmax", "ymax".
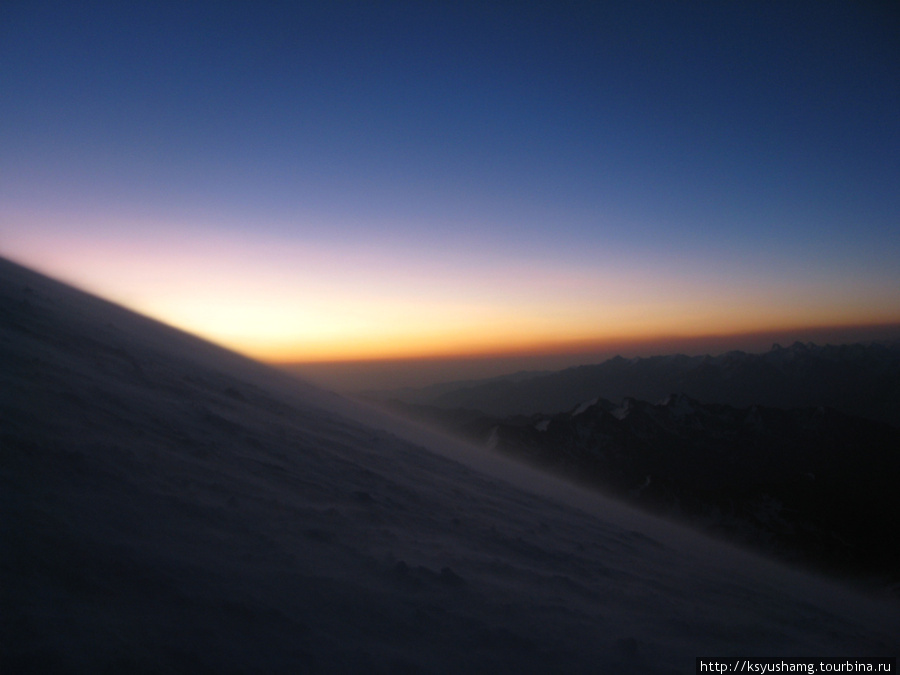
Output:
[
  {"xmin": 367, "ymin": 341, "xmax": 900, "ymax": 427},
  {"xmin": 383, "ymin": 394, "xmax": 900, "ymax": 590}
]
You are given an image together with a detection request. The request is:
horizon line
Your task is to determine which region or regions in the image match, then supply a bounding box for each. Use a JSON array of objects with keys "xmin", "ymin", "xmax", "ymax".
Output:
[{"xmin": 271, "ymin": 321, "xmax": 900, "ymax": 367}]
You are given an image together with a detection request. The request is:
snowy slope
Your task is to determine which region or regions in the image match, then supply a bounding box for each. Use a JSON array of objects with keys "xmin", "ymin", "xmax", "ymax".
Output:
[{"xmin": 1, "ymin": 257, "xmax": 897, "ymax": 674}]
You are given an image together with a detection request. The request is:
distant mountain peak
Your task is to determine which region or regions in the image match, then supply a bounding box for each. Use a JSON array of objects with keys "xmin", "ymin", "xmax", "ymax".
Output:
[
  {"xmin": 373, "ymin": 338, "xmax": 900, "ymax": 427},
  {"xmin": 660, "ymin": 392, "xmax": 699, "ymax": 417}
]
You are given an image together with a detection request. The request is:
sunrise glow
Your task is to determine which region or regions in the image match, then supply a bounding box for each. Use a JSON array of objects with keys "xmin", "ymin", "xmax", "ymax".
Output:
[{"xmin": 2, "ymin": 2, "xmax": 899, "ymax": 374}]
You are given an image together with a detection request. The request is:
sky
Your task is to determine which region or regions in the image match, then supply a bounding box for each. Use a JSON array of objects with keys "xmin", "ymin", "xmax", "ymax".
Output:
[{"xmin": 2, "ymin": 1, "xmax": 899, "ymax": 382}]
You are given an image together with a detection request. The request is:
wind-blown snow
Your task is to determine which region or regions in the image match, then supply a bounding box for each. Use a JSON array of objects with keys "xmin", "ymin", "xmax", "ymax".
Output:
[{"xmin": 2, "ymin": 257, "xmax": 897, "ymax": 674}]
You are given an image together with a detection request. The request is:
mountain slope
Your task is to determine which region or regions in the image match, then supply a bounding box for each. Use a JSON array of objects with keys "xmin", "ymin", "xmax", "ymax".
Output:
[
  {"xmin": 383, "ymin": 394, "xmax": 900, "ymax": 587},
  {"xmin": 2, "ymin": 257, "xmax": 897, "ymax": 673}
]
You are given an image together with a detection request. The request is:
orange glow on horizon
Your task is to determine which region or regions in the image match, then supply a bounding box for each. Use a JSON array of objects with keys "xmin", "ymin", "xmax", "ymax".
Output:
[
  {"xmin": 239, "ymin": 320, "xmax": 900, "ymax": 365},
  {"xmin": 4, "ymin": 211, "xmax": 900, "ymax": 368}
]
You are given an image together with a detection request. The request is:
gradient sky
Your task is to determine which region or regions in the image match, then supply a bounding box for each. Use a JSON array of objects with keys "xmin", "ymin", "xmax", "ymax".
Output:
[{"xmin": 2, "ymin": 1, "xmax": 899, "ymax": 366}]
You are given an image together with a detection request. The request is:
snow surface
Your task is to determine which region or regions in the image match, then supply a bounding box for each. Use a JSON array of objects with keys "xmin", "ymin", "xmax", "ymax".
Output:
[
  {"xmin": 572, "ymin": 396, "xmax": 600, "ymax": 416},
  {"xmin": 2, "ymin": 257, "xmax": 898, "ymax": 674},
  {"xmin": 613, "ymin": 399, "xmax": 634, "ymax": 420}
]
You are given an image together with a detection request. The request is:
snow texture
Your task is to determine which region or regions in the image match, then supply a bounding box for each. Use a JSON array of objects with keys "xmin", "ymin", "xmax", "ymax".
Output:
[{"xmin": 1, "ymin": 257, "xmax": 898, "ymax": 674}]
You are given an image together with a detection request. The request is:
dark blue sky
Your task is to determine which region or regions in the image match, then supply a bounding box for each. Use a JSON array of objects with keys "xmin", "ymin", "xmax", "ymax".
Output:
[{"xmin": 2, "ymin": 1, "xmax": 899, "ymax": 362}]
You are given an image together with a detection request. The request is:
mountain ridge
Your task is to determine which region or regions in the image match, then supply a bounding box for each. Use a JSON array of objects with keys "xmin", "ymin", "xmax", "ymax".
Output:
[{"xmin": 366, "ymin": 341, "xmax": 900, "ymax": 427}]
